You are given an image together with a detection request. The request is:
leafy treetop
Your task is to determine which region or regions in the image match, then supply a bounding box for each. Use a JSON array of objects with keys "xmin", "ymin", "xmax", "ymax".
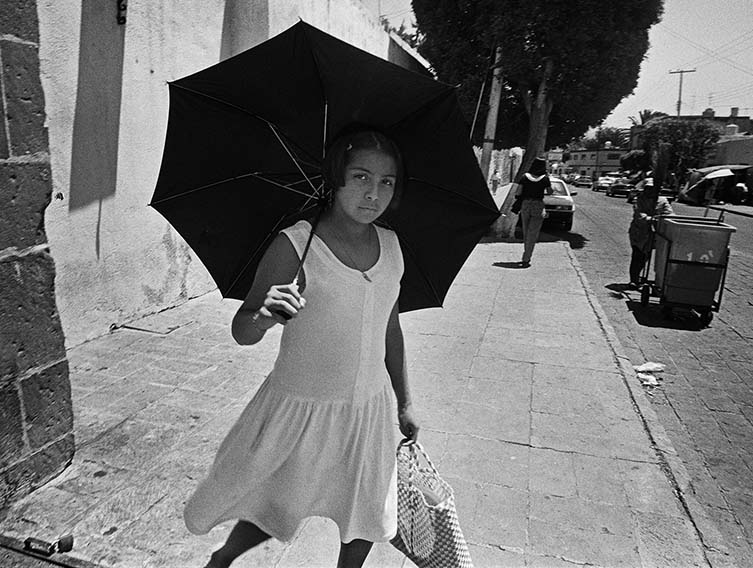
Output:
[
  {"xmin": 412, "ymin": 0, "xmax": 664, "ymax": 152},
  {"xmin": 639, "ymin": 117, "xmax": 721, "ymax": 184}
]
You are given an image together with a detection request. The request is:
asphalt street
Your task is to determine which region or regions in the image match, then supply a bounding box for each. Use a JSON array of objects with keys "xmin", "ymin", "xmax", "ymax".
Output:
[{"xmin": 556, "ymin": 185, "xmax": 753, "ymax": 567}]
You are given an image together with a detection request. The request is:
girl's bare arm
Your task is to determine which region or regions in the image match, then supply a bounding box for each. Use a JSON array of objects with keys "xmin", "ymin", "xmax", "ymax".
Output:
[
  {"xmin": 231, "ymin": 234, "xmax": 304, "ymax": 346},
  {"xmin": 385, "ymin": 300, "xmax": 419, "ymax": 441}
]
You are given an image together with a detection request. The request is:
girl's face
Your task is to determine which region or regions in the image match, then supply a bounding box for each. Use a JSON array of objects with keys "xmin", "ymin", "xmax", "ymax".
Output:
[{"xmin": 332, "ymin": 148, "xmax": 397, "ymax": 224}]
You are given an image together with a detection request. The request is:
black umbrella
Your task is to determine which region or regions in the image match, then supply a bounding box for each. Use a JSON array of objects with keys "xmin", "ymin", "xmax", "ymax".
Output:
[{"xmin": 151, "ymin": 21, "xmax": 499, "ymax": 312}]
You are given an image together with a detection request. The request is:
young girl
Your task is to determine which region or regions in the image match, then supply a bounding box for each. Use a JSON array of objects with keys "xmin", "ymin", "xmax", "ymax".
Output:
[{"xmin": 184, "ymin": 128, "xmax": 420, "ymax": 568}]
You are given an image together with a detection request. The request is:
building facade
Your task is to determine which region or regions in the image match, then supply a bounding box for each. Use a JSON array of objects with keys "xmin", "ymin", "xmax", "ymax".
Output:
[{"xmin": 567, "ymin": 147, "xmax": 628, "ymax": 179}]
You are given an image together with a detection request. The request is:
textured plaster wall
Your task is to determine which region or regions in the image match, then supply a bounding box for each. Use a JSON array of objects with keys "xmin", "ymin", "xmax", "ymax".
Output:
[
  {"xmin": 37, "ymin": 0, "xmax": 391, "ymax": 348},
  {"xmin": 38, "ymin": 1, "xmax": 225, "ymax": 347}
]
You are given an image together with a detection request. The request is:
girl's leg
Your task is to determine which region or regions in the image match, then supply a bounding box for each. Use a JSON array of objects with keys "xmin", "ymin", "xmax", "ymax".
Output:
[
  {"xmin": 520, "ymin": 202, "xmax": 531, "ymax": 261},
  {"xmin": 204, "ymin": 521, "xmax": 271, "ymax": 568},
  {"xmin": 337, "ymin": 539, "xmax": 373, "ymax": 568},
  {"xmin": 522, "ymin": 201, "xmax": 543, "ymax": 264}
]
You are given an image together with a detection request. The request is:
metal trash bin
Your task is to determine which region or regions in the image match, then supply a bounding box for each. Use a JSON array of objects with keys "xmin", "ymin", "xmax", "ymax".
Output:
[{"xmin": 643, "ymin": 215, "xmax": 736, "ymax": 326}]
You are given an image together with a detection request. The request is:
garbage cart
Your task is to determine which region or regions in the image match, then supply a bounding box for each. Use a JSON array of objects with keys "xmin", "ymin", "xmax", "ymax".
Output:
[{"xmin": 640, "ymin": 214, "xmax": 736, "ymax": 326}]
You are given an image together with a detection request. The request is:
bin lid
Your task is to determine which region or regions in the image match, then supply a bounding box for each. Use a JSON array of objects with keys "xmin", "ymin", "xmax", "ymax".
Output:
[{"xmin": 658, "ymin": 216, "xmax": 736, "ymax": 233}]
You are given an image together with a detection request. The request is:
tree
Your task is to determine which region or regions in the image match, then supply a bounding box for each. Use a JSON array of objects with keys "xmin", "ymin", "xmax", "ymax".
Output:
[
  {"xmin": 620, "ymin": 149, "xmax": 650, "ymax": 172},
  {"xmin": 595, "ymin": 127, "xmax": 628, "ymax": 148},
  {"xmin": 640, "ymin": 118, "xmax": 721, "ymax": 184},
  {"xmin": 412, "ymin": 0, "xmax": 663, "ymax": 176},
  {"xmin": 380, "ymin": 16, "xmax": 422, "ymax": 50},
  {"xmin": 629, "ymin": 109, "xmax": 668, "ymax": 126},
  {"xmin": 573, "ymin": 127, "xmax": 628, "ymax": 150}
]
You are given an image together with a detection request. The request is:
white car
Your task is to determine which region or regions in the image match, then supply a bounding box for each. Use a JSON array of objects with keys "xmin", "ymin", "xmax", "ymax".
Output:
[
  {"xmin": 594, "ymin": 176, "xmax": 617, "ymax": 192},
  {"xmin": 499, "ymin": 177, "xmax": 576, "ymax": 232},
  {"xmin": 544, "ymin": 177, "xmax": 575, "ymax": 231}
]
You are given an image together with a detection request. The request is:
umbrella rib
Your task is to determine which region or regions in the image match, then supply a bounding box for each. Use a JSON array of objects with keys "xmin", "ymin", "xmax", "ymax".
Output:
[
  {"xmin": 226, "ymin": 215, "xmax": 292, "ymax": 298},
  {"xmin": 150, "ymin": 172, "xmax": 318, "ymax": 206},
  {"xmin": 169, "ymin": 82, "xmax": 275, "ymax": 126},
  {"xmin": 168, "ymin": 82, "xmax": 322, "ymax": 167},
  {"xmin": 225, "ymin": 201, "xmax": 321, "ymax": 296},
  {"xmin": 266, "ymin": 122, "xmax": 323, "ymax": 197}
]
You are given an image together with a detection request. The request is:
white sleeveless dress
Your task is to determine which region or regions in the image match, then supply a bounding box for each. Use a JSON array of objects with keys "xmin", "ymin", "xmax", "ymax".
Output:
[{"xmin": 184, "ymin": 220, "xmax": 402, "ymax": 543}]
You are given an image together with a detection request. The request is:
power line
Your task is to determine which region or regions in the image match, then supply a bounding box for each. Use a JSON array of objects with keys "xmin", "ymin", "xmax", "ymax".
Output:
[
  {"xmin": 681, "ymin": 29, "xmax": 753, "ymax": 70},
  {"xmin": 709, "ymin": 80, "xmax": 753, "ymax": 102},
  {"xmin": 659, "ymin": 23, "xmax": 753, "ymax": 78}
]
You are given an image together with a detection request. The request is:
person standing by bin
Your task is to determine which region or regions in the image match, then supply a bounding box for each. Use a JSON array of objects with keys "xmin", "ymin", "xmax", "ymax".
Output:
[
  {"xmin": 628, "ymin": 178, "xmax": 673, "ymax": 287},
  {"xmin": 515, "ymin": 157, "xmax": 552, "ymax": 268}
]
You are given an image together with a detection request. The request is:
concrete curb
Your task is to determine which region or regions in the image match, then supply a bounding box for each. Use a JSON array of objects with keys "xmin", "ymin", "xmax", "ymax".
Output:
[{"xmin": 562, "ymin": 242, "xmax": 737, "ymax": 568}]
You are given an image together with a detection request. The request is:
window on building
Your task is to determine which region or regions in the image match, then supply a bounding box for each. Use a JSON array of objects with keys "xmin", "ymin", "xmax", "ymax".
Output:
[
  {"xmin": 607, "ymin": 153, "xmax": 620, "ymax": 160},
  {"xmin": 590, "ymin": 154, "xmax": 595, "ymax": 159}
]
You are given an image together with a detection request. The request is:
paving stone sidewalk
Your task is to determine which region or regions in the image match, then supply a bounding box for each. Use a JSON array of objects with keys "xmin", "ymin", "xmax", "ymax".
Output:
[{"xmin": 0, "ymin": 241, "xmax": 721, "ymax": 567}]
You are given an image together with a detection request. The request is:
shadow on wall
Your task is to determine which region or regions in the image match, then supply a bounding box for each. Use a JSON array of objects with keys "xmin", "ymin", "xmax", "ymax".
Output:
[
  {"xmin": 68, "ymin": 2, "xmax": 125, "ymax": 211},
  {"xmin": 220, "ymin": 0, "xmax": 269, "ymax": 61}
]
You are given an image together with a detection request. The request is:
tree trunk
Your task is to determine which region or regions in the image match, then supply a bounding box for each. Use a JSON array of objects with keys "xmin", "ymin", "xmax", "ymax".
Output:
[
  {"xmin": 479, "ymin": 47, "xmax": 504, "ymax": 184},
  {"xmin": 516, "ymin": 59, "xmax": 555, "ymax": 181},
  {"xmin": 494, "ymin": 59, "xmax": 554, "ymax": 238}
]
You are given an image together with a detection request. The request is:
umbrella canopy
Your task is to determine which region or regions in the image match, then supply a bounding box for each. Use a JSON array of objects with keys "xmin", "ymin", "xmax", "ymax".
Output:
[
  {"xmin": 693, "ymin": 164, "xmax": 752, "ymax": 175},
  {"xmin": 151, "ymin": 21, "xmax": 499, "ymax": 312},
  {"xmin": 703, "ymin": 168, "xmax": 734, "ymax": 180}
]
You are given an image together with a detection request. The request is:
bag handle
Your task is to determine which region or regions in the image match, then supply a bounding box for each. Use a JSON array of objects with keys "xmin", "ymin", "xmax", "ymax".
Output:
[{"xmin": 397, "ymin": 439, "xmax": 441, "ymax": 482}]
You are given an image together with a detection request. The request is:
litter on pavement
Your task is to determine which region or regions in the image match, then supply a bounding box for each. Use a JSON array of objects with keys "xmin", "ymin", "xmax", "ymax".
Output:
[
  {"xmin": 633, "ymin": 361, "xmax": 666, "ymax": 373},
  {"xmin": 637, "ymin": 372, "xmax": 660, "ymax": 386}
]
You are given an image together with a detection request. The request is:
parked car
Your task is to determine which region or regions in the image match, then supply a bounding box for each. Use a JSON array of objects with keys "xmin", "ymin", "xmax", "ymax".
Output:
[
  {"xmin": 605, "ymin": 177, "xmax": 634, "ymax": 197},
  {"xmin": 544, "ymin": 177, "xmax": 575, "ymax": 231},
  {"xmin": 593, "ymin": 176, "xmax": 616, "ymax": 192},
  {"xmin": 572, "ymin": 175, "xmax": 593, "ymax": 189},
  {"xmin": 627, "ymin": 177, "xmax": 677, "ymax": 203},
  {"xmin": 501, "ymin": 177, "xmax": 575, "ymax": 231}
]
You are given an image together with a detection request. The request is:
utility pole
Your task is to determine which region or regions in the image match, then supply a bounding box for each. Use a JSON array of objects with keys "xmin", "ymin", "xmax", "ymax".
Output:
[
  {"xmin": 669, "ymin": 68, "xmax": 695, "ymax": 117},
  {"xmin": 479, "ymin": 46, "xmax": 504, "ymax": 186}
]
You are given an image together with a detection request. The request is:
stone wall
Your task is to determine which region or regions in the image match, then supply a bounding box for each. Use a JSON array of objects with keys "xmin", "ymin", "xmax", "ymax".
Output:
[{"xmin": 0, "ymin": 0, "xmax": 73, "ymax": 510}]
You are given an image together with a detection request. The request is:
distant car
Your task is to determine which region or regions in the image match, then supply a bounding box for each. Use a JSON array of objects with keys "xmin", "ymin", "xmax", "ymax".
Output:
[
  {"xmin": 594, "ymin": 176, "xmax": 616, "ymax": 192},
  {"xmin": 544, "ymin": 177, "xmax": 575, "ymax": 231},
  {"xmin": 605, "ymin": 177, "xmax": 634, "ymax": 197},
  {"xmin": 627, "ymin": 177, "xmax": 677, "ymax": 203},
  {"xmin": 572, "ymin": 175, "xmax": 593, "ymax": 189}
]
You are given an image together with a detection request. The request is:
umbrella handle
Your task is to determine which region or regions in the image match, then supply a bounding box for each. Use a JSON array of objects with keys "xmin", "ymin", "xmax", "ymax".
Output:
[
  {"xmin": 273, "ymin": 275, "xmax": 299, "ymax": 321},
  {"xmin": 270, "ymin": 207, "xmax": 322, "ymax": 323}
]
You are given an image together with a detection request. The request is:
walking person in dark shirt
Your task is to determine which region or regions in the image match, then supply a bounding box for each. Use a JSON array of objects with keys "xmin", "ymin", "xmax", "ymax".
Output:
[{"xmin": 514, "ymin": 157, "xmax": 551, "ymax": 268}]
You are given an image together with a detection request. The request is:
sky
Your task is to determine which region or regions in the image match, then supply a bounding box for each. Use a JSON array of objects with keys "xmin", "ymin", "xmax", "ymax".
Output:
[{"xmin": 379, "ymin": 0, "xmax": 753, "ymax": 129}]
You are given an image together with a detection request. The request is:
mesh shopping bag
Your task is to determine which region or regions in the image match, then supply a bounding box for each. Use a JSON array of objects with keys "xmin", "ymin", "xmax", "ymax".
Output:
[{"xmin": 391, "ymin": 440, "xmax": 473, "ymax": 568}]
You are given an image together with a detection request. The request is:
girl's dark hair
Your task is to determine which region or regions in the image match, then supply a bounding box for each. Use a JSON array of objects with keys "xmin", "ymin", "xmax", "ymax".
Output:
[{"xmin": 321, "ymin": 126, "xmax": 405, "ymax": 210}]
